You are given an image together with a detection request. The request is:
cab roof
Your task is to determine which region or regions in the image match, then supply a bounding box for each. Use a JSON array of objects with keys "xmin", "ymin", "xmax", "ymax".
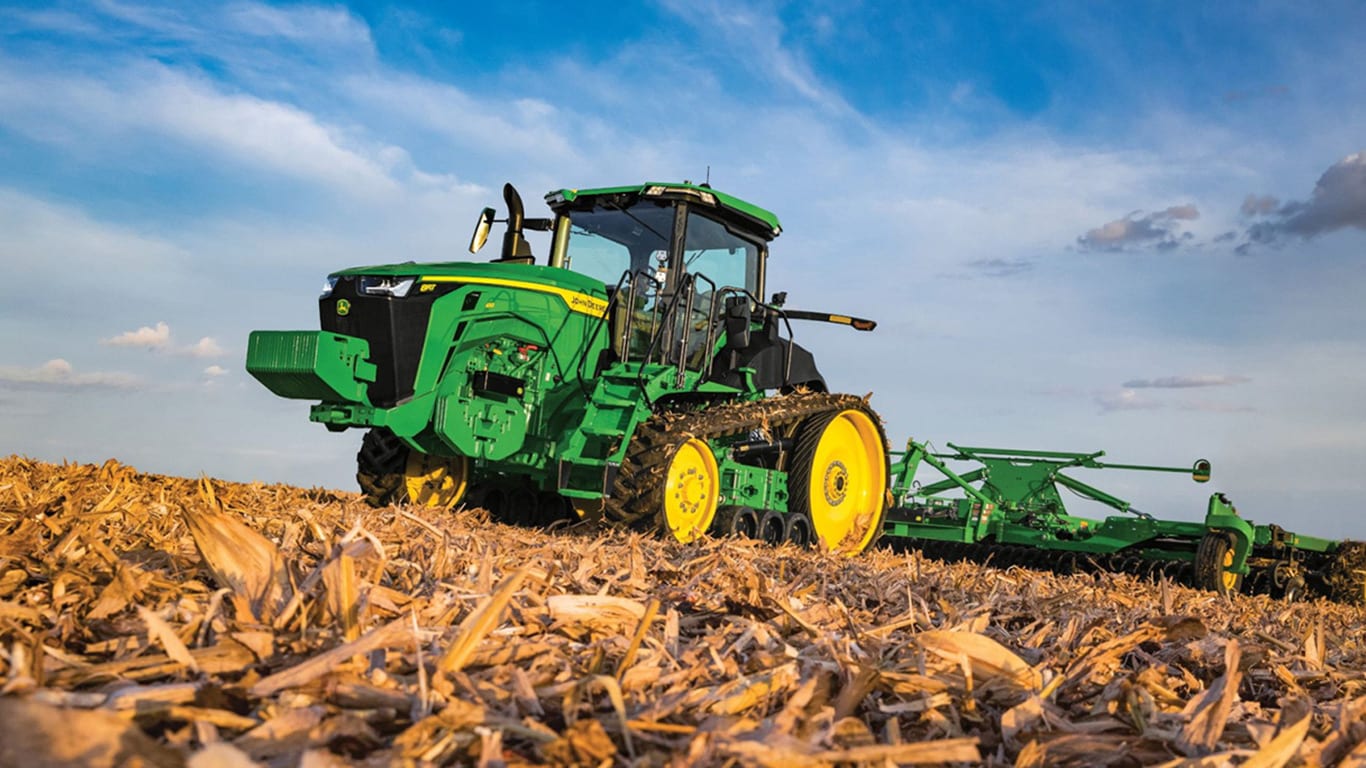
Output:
[{"xmin": 545, "ymin": 182, "xmax": 782, "ymax": 240}]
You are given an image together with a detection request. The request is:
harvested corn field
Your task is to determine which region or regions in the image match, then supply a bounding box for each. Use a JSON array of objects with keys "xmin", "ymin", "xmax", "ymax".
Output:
[{"xmin": 2, "ymin": 456, "xmax": 1365, "ymax": 767}]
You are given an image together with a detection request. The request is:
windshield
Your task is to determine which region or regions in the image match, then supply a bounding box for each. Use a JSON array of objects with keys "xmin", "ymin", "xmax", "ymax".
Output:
[
  {"xmin": 562, "ymin": 200, "xmax": 673, "ymax": 286},
  {"xmin": 562, "ymin": 200, "xmax": 762, "ymax": 297}
]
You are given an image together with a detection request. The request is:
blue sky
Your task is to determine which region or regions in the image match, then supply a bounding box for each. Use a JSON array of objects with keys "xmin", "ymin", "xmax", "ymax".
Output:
[{"xmin": 2, "ymin": 1, "xmax": 1365, "ymax": 537}]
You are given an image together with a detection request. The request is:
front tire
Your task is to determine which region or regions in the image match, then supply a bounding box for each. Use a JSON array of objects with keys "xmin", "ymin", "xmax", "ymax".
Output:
[
  {"xmin": 357, "ymin": 428, "xmax": 408, "ymax": 507},
  {"xmin": 356, "ymin": 428, "xmax": 469, "ymax": 509}
]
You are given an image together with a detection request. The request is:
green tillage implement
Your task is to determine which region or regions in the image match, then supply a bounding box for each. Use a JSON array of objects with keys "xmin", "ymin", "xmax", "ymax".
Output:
[{"xmin": 882, "ymin": 441, "xmax": 1366, "ymax": 603}]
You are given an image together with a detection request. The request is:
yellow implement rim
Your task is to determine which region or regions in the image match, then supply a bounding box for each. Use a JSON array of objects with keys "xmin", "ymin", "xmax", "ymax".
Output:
[
  {"xmin": 807, "ymin": 409, "xmax": 886, "ymax": 555},
  {"xmin": 1221, "ymin": 547, "xmax": 1238, "ymax": 592},
  {"xmin": 662, "ymin": 438, "xmax": 720, "ymax": 543},
  {"xmin": 404, "ymin": 452, "xmax": 469, "ymax": 509}
]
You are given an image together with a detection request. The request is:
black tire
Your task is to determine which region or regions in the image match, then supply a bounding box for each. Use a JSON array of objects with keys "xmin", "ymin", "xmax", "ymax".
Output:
[
  {"xmin": 784, "ymin": 511, "xmax": 813, "ymax": 548},
  {"xmin": 356, "ymin": 428, "xmax": 409, "ymax": 507},
  {"xmin": 1195, "ymin": 532, "xmax": 1244, "ymax": 597}
]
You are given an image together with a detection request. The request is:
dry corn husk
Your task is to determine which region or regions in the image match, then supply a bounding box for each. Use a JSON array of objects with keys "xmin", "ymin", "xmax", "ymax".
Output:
[{"xmin": 2, "ymin": 455, "xmax": 1365, "ymax": 766}]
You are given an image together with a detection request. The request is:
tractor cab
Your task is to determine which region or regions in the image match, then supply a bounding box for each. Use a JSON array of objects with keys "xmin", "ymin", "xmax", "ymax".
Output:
[
  {"xmin": 471, "ymin": 182, "xmax": 781, "ymax": 371},
  {"xmin": 544, "ymin": 183, "xmax": 776, "ymax": 301}
]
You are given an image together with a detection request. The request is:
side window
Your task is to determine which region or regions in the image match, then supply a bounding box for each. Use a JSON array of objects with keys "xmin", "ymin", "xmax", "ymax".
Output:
[{"xmin": 682, "ymin": 212, "xmax": 759, "ymax": 294}]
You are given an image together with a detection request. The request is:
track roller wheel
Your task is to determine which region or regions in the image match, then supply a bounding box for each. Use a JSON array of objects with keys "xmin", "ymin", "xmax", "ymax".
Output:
[
  {"xmin": 1195, "ymin": 532, "xmax": 1243, "ymax": 597},
  {"xmin": 357, "ymin": 428, "xmax": 410, "ymax": 507},
  {"xmin": 659, "ymin": 437, "xmax": 721, "ymax": 543},
  {"xmin": 716, "ymin": 506, "xmax": 760, "ymax": 538},
  {"xmin": 403, "ymin": 452, "xmax": 469, "ymax": 509},
  {"xmin": 789, "ymin": 406, "xmax": 889, "ymax": 555},
  {"xmin": 784, "ymin": 511, "xmax": 814, "ymax": 548},
  {"xmin": 759, "ymin": 511, "xmax": 786, "ymax": 545}
]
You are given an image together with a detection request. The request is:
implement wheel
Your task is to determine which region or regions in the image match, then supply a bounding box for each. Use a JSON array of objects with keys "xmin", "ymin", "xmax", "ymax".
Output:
[
  {"xmin": 1195, "ymin": 532, "xmax": 1244, "ymax": 597},
  {"xmin": 659, "ymin": 437, "xmax": 721, "ymax": 543},
  {"xmin": 789, "ymin": 406, "xmax": 888, "ymax": 555}
]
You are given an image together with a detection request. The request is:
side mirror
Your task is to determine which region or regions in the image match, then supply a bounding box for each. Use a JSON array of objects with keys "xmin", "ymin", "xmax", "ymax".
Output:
[
  {"xmin": 724, "ymin": 295, "xmax": 752, "ymax": 350},
  {"xmin": 468, "ymin": 207, "xmax": 496, "ymax": 254},
  {"xmin": 1192, "ymin": 459, "xmax": 1211, "ymax": 483}
]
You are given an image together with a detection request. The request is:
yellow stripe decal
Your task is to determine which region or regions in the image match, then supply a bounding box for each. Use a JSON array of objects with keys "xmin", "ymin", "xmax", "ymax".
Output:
[
  {"xmin": 420, "ymin": 276, "xmax": 608, "ymax": 317},
  {"xmin": 828, "ymin": 314, "xmax": 852, "ymax": 325}
]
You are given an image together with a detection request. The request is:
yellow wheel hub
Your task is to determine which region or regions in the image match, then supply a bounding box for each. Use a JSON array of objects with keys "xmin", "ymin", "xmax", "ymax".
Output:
[
  {"xmin": 404, "ymin": 452, "xmax": 469, "ymax": 508},
  {"xmin": 806, "ymin": 409, "xmax": 886, "ymax": 555},
  {"xmin": 662, "ymin": 437, "xmax": 720, "ymax": 543},
  {"xmin": 1221, "ymin": 547, "xmax": 1238, "ymax": 592}
]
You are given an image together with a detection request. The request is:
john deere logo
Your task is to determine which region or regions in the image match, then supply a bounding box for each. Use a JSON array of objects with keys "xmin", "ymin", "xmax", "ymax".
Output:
[{"xmin": 336, "ymin": 299, "xmax": 351, "ymax": 316}]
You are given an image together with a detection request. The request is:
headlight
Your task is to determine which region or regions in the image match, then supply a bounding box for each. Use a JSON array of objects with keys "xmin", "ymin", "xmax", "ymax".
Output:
[
  {"xmin": 359, "ymin": 276, "xmax": 416, "ymax": 297},
  {"xmin": 320, "ymin": 275, "xmax": 339, "ymax": 298}
]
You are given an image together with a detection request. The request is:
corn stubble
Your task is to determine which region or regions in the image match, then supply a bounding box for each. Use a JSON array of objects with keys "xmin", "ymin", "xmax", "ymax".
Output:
[{"xmin": 2, "ymin": 455, "xmax": 1365, "ymax": 767}]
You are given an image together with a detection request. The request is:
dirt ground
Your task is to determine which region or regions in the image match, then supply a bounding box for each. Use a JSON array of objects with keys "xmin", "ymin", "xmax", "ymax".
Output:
[{"xmin": 1, "ymin": 455, "xmax": 1364, "ymax": 767}]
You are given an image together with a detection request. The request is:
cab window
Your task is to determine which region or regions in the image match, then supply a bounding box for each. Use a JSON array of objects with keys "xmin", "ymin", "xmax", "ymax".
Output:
[
  {"xmin": 682, "ymin": 211, "xmax": 760, "ymax": 295},
  {"xmin": 563, "ymin": 201, "xmax": 672, "ymax": 286}
]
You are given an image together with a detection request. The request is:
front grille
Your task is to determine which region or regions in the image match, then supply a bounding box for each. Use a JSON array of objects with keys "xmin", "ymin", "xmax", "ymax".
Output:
[{"xmin": 319, "ymin": 278, "xmax": 441, "ymax": 407}]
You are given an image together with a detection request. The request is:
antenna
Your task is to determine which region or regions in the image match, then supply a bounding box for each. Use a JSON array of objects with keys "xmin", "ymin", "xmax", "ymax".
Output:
[{"xmin": 705, "ymin": 165, "xmax": 711, "ymax": 186}]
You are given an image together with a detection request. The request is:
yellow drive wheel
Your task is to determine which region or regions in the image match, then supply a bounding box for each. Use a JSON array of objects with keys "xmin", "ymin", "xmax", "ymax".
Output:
[
  {"xmin": 660, "ymin": 437, "xmax": 720, "ymax": 543},
  {"xmin": 403, "ymin": 452, "xmax": 469, "ymax": 508},
  {"xmin": 789, "ymin": 407, "xmax": 888, "ymax": 556}
]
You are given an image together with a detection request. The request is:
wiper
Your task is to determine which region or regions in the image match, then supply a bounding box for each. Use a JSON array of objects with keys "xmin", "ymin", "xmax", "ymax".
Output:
[{"xmin": 603, "ymin": 200, "xmax": 670, "ymax": 245}]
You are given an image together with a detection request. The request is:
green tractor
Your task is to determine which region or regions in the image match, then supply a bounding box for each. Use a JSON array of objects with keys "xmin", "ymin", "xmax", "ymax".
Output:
[{"xmin": 247, "ymin": 182, "xmax": 888, "ymax": 553}]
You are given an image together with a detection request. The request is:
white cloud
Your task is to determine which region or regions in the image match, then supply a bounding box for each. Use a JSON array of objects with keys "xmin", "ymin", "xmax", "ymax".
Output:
[
  {"xmin": 101, "ymin": 323, "xmax": 226, "ymax": 359},
  {"xmin": 222, "ymin": 3, "xmax": 373, "ymax": 47},
  {"xmin": 658, "ymin": 0, "xmax": 855, "ymax": 117},
  {"xmin": 204, "ymin": 365, "xmax": 228, "ymax": 377},
  {"xmin": 0, "ymin": 188, "xmax": 183, "ymax": 278},
  {"xmin": 181, "ymin": 337, "xmax": 227, "ymax": 358},
  {"xmin": 103, "ymin": 321, "xmax": 171, "ymax": 349},
  {"xmin": 140, "ymin": 70, "xmax": 399, "ymax": 195},
  {"xmin": 0, "ymin": 359, "xmax": 139, "ymax": 390},
  {"xmin": 1122, "ymin": 375, "xmax": 1250, "ymax": 389},
  {"xmin": 1095, "ymin": 388, "xmax": 1163, "ymax": 412},
  {"xmin": 0, "ymin": 59, "xmax": 399, "ymax": 197}
]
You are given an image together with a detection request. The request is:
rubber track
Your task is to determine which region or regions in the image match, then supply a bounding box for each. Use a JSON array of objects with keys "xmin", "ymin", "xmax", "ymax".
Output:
[{"xmin": 601, "ymin": 391, "xmax": 871, "ymax": 530}]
